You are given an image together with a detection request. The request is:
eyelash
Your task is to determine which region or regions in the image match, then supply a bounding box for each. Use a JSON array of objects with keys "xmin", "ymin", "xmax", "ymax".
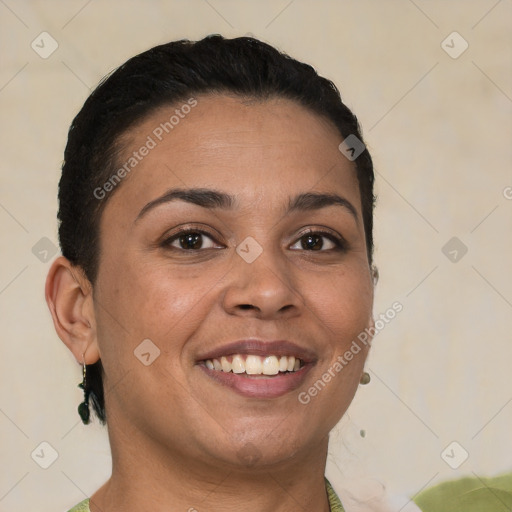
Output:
[
  {"xmin": 161, "ymin": 227, "xmax": 222, "ymax": 251},
  {"xmin": 292, "ymin": 228, "xmax": 347, "ymax": 252},
  {"xmin": 161, "ymin": 227, "xmax": 347, "ymax": 253}
]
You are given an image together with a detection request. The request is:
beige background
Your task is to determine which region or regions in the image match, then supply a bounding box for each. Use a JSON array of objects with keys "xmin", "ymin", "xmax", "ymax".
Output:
[{"xmin": 1, "ymin": 0, "xmax": 511, "ymax": 510}]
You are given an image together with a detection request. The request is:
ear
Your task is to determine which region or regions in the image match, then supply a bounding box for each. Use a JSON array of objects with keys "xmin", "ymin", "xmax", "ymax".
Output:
[{"xmin": 45, "ymin": 256, "xmax": 100, "ymax": 365}]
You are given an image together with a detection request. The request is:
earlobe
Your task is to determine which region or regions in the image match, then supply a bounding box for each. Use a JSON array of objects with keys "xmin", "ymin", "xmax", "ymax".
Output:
[{"xmin": 45, "ymin": 256, "xmax": 100, "ymax": 364}]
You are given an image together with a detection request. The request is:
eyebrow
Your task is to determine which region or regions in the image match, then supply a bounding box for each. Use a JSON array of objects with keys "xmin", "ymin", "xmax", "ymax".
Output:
[
  {"xmin": 135, "ymin": 187, "xmax": 358, "ymax": 223},
  {"xmin": 288, "ymin": 192, "xmax": 358, "ymax": 222},
  {"xmin": 135, "ymin": 188, "xmax": 234, "ymax": 222}
]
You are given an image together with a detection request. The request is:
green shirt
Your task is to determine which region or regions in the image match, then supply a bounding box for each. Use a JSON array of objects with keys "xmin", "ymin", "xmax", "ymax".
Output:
[
  {"xmin": 67, "ymin": 478, "xmax": 345, "ymax": 511},
  {"xmin": 414, "ymin": 472, "xmax": 512, "ymax": 512}
]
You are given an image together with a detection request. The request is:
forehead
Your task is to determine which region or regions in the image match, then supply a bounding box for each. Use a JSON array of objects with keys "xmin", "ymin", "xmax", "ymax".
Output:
[{"xmin": 104, "ymin": 94, "xmax": 360, "ymax": 219}]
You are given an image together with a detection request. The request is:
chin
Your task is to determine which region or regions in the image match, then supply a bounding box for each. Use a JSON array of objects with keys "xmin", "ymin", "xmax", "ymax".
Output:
[{"xmin": 207, "ymin": 427, "xmax": 316, "ymax": 472}]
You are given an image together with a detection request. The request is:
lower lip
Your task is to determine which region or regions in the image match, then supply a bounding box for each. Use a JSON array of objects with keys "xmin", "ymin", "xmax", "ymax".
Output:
[{"xmin": 197, "ymin": 364, "xmax": 313, "ymax": 399}]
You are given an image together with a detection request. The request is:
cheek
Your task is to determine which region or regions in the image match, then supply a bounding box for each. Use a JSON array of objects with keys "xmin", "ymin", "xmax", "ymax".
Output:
[
  {"xmin": 306, "ymin": 264, "xmax": 373, "ymax": 344},
  {"xmin": 297, "ymin": 264, "xmax": 372, "ymax": 423},
  {"xmin": 95, "ymin": 256, "xmax": 226, "ymax": 353}
]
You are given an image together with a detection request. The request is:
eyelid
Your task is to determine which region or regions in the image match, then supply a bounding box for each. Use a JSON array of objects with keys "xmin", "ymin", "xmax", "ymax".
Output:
[
  {"xmin": 161, "ymin": 224, "xmax": 225, "ymax": 248},
  {"xmin": 294, "ymin": 226, "xmax": 346, "ymax": 241},
  {"xmin": 289, "ymin": 227, "xmax": 348, "ymax": 250}
]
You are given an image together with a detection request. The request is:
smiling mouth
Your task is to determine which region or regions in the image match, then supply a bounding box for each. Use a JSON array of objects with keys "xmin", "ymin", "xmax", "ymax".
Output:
[
  {"xmin": 201, "ymin": 354, "xmax": 304, "ymax": 376},
  {"xmin": 196, "ymin": 340, "xmax": 315, "ymax": 398}
]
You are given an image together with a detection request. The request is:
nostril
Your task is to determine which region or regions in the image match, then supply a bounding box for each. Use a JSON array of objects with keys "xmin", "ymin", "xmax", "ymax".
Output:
[{"xmin": 239, "ymin": 304, "xmax": 255, "ymax": 310}]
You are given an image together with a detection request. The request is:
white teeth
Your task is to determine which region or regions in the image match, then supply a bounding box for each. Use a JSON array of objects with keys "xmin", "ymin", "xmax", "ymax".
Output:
[
  {"xmin": 263, "ymin": 355, "xmax": 279, "ymax": 375},
  {"xmin": 221, "ymin": 356, "xmax": 231, "ymax": 373},
  {"xmin": 204, "ymin": 354, "xmax": 303, "ymax": 375},
  {"xmin": 245, "ymin": 355, "xmax": 263, "ymax": 375},
  {"xmin": 232, "ymin": 355, "xmax": 245, "ymax": 374}
]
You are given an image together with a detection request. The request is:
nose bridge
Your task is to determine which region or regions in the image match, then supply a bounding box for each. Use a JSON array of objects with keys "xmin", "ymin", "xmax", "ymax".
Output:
[{"xmin": 222, "ymin": 239, "xmax": 301, "ymax": 317}]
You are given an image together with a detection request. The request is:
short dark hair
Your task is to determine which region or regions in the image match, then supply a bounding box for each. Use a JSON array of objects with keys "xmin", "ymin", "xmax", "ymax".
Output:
[{"xmin": 58, "ymin": 34, "xmax": 375, "ymax": 425}]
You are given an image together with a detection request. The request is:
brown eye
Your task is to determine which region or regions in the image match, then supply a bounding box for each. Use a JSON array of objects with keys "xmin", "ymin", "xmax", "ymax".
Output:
[
  {"xmin": 290, "ymin": 231, "xmax": 340, "ymax": 251},
  {"xmin": 164, "ymin": 230, "xmax": 220, "ymax": 250},
  {"xmin": 301, "ymin": 234, "xmax": 324, "ymax": 250},
  {"xmin": 178, "ymin": 232, "xmax": 203, "ymax": 250}
]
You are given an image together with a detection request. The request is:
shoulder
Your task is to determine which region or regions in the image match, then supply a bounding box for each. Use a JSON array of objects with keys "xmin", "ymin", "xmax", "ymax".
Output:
[{"xmin": 66, "ymin": 499, "xmax": 90, "ymax": 512}]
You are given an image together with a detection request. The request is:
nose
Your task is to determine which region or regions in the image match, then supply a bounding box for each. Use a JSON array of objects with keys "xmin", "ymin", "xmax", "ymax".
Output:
[{"xmin": 221, "ymin": 249, "xmax": 302, "ymax": 320}]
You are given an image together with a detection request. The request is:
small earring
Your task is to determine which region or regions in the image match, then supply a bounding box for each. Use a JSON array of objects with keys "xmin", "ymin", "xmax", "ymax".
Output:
[
  {"xmin": 360, "ymin": 371, "xmax": 371, "ymax": 385},
  {"xmin": 77, "ymin": 355, "xmax": 91, "ymax": 424},
  {"xmin": 371, "ymin": 265, "xmax": 379, "ymax": 286}
]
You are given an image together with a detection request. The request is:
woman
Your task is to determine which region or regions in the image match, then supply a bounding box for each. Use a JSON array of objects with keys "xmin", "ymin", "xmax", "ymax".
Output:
[{"xmin": 46, "ymin": 34, "xmax": 383, "ymax": 512}]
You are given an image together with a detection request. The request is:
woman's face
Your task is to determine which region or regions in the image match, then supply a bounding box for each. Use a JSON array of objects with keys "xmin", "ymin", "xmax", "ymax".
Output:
[{"xmin": 92, "ymin": 94, "xmax": 374, "ymax": 470}]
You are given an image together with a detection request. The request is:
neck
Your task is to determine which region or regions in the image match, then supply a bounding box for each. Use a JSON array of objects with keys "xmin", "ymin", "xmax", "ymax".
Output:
[{"xmin": 89, "ymin": 416, "xmax": 331, "ymax": 512}]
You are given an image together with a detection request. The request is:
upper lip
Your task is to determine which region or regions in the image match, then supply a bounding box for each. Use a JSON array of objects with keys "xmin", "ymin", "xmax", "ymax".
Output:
[{"xmin": 196, "ymin": 339, "xmax": 318, "ymax": 364}]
